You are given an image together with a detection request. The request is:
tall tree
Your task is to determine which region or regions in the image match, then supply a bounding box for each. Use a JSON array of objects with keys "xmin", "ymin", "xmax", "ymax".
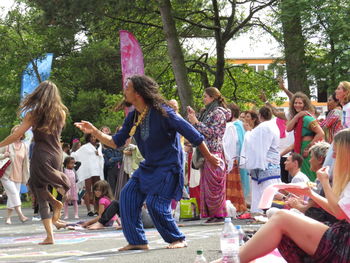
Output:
[
  {"xmin": 157, "ymin": 0, "xmax": 192, "ymax": 113},
  {"xmin": 280, "ymin": 0, "xmax": 309, "ymax": 95}
]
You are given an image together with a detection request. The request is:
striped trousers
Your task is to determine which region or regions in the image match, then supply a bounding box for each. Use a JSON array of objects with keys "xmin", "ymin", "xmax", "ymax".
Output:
[{"xmin": 120, "ymin": 176, "xmax": 185, "ymax": 245}]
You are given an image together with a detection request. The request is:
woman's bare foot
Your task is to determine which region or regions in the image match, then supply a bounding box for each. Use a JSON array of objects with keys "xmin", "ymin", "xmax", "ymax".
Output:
[
  {"xmin": 87, "ymin": 222, "xmax": 104, "ymax": 230},
  {"xmin": 38, "ymin": 237, "xmax": 54, "ymax": 245},
  {"xmin": 53, "ymin": 221, "xmax": 66, "ymax": 230},
  {"xmin": 118, "ymin": 244, "xmax": 149, "ymax": 251},
  {"xmin": 115, "ymin": 224, "xmax": 122, "ymax": 230},
  {"xmin": 5, "ymin": 218, "xmax": 11, "ymax": 225},
  {"xmin": 20, "ymin": 216, "xmax": 29, "ymax": 223},
  {"xmin": 167, "ymin": 240, "xmax": 187, "ymax": 249}
]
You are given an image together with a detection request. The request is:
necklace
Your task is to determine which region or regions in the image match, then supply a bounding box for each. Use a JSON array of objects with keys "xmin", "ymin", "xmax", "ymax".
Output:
[{"xmin": 129, "ymin": 106, "xmax": 149, "ymax": 137}]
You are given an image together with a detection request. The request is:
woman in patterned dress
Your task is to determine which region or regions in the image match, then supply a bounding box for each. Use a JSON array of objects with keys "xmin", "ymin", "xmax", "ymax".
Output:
[{"xmin": 187, "ymin": 87, "xmax": 231, "ymax": 223}]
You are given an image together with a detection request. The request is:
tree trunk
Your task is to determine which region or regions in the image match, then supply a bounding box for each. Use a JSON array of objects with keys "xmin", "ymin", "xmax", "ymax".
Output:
[
  {"xmin": 212, "ymin": 0, "xmax": 225, "ymax": 90},
  {"xmin": 280, "ymin": 0, "xmax": 309, "ymax": 95},
  {"xmin": 158, "ymin": 0, "xmax": 193, "ymax": 113}
]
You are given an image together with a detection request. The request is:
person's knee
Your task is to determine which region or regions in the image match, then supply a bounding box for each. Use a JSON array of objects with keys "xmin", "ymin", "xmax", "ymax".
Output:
[{"xmin": 270, "ymin": 209, "xmax": 290, "ymax": 225}]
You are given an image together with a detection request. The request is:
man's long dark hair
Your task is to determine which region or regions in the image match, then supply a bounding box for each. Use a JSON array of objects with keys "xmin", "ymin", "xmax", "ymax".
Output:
[{"xmin": 127, "ymin": 75, "xmax": 170, "ymax": 117}]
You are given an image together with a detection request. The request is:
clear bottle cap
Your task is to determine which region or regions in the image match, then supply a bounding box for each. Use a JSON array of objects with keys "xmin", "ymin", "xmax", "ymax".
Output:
[{"xmin": 224, "ymin": 217, "xmax": 232, "ymax": 223}]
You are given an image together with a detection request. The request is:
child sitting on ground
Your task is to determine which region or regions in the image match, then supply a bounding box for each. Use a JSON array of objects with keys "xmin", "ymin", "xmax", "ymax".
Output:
[{"xmin": 79, "ymin": 180, "xmax": 119, "ymax": 228}]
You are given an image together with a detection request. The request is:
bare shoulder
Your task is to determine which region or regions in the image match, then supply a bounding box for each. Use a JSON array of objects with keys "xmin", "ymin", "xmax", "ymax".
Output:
[{"xmin": 23, "ymin": 112, "xmax": 33, "ymax": 125}]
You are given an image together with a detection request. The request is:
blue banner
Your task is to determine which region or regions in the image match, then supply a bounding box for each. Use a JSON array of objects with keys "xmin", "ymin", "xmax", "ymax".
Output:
[
  {"xmin": 19, "ymin": 53, "xmax": 54, "ymax": 194},
  {"xmin": 20, "ymin": 53, "xmax": 54, "ymax": 99}
]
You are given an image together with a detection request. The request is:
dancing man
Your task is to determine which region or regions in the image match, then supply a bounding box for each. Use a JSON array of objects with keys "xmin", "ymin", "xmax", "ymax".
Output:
[{"xmin": 75, "ymin": 74, "xmax": 219, "ymax": 250}]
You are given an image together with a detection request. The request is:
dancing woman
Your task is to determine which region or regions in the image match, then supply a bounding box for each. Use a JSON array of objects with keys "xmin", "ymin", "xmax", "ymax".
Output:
[
  {"xmin": 0, "ymin": 81, "xmax": 70, "ymax": 245},
  {"xmin": 286, "ymin": 92, "xmax": 324, "ymax": 181}
]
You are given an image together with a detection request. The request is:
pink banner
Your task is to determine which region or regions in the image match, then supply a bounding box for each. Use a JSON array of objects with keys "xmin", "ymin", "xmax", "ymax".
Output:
[{"xmin": 119, "ymin": 30, "xmax": 145, "ymax": 87}]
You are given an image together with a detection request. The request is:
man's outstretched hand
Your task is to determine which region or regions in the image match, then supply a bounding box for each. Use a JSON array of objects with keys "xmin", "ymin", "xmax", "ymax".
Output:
[{"xmin": 74, "ymin": 121, "xmax": 97, "ymax": 134}]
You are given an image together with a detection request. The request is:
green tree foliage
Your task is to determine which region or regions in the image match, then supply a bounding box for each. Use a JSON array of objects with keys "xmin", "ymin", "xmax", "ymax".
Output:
[
  {"xmin": 1, "ymin": 0, "xmax": 286, "ymax": 141},
  {"xmin": 303, "ymin": 0, "xmax": 350, "ymax": 95}
]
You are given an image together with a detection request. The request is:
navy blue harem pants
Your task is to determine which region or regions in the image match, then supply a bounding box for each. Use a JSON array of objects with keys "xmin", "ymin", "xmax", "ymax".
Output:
[{"xmin": 119, "ymin": 176, "xmax": 185, "ymax": 245}]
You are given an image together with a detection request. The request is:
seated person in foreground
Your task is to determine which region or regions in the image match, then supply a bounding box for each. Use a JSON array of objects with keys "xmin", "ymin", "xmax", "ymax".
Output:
[
  {"xmin": 237, "ymin": 128, "xmax": 350, "ymax": 263},
  {"xmin": 286, "ymin": 141, "xmax": 338, "ymax": 225}
]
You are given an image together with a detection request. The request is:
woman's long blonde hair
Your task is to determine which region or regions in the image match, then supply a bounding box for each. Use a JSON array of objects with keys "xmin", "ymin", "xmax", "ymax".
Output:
[
  {"xmin": 339, "ymin": 81, "xmax": 350, "ymax": 105},
  {"xmin": 18, "ymin": 81, "xmax": 68, "ymax": 134},
  {"xmin": 332, "ymin": 128, "xmax": 350, "ymax": 197}
]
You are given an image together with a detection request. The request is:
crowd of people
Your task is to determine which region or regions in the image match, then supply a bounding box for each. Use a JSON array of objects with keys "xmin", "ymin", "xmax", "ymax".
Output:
[{"xmin": 1, "ymin": 75, "xmax": 350, "ymax": 262}]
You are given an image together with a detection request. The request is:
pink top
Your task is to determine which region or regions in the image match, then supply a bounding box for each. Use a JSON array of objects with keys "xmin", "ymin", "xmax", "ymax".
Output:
[
  {"xmin": 12, "ymin": 143, "xmax": 26, "ymax": 183},
  {"xmin": 99, "ymin": 197, "xmax": 117, "ymax": 223}
]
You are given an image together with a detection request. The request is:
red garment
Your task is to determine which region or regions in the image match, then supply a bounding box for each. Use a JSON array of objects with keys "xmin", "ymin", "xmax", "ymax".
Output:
[{"xmin": 293, "ymin": 117, "xmax": 304, "ymax": 154}]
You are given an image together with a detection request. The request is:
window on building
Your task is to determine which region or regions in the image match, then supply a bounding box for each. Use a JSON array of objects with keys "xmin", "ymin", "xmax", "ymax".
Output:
[{"xmin": 257, "ymin": 65, "xmax": 265, "ymax": 72}]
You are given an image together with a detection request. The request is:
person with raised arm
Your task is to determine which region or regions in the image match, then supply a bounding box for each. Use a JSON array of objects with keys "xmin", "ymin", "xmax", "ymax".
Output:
[
  {"xmin": 75, "ymin": 74, "xmax": 219, "ymax": 250},
  {"xmin": 0, "ymin": 81, "xmax": 70, "ymax": 245}
]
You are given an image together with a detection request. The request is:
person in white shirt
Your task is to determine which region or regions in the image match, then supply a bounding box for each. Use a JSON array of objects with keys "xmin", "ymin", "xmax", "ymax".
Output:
[
  {"xmin": 71, "ymin": 134, "xmax": 104, "ymax": 216},
  {"xmin": 284, "ymin": 153, "xmax": 309, "ymax": 184},
  {"xmin": 240, "ymin": 106, "xmax": 281, "ymax": 213}
]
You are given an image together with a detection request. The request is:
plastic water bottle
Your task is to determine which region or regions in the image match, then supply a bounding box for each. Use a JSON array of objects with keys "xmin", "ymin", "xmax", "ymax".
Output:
[
  {"xmin": 220, "ymin": 217, "xmax": 240, "ymax": 263},
  {"xmin": 236, "ymin": 225, "xmax": 245, "ymax": 246},
  {"xmin": 194, "ymin": 249, "xmax": 207, "ymax": 263}
]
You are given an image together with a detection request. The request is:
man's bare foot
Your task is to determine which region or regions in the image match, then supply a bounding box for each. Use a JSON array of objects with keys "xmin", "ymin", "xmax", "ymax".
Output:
[
  {"xmin": 167, "ymin": 240, "xmax": 187, "ymax": 249},
  {"xmin": 52, "ymin": 200, "xmax": 63, "ymax": 223},
  {"xmin": 118, "ymin": 244, "xmax": 149, "ymax": 251},
  {"xmin": 38, "ymin": 237, "xmax": 54, "ymax": 245},
  {"xmin": 115, "ymin": 224, "xmax": 122, "ymax": 230},
  {"xmin": 5, "ymin": 218, "xmax": 11, "ymax": 225},
  {"xmin": 87, "ymin": 222, "xmax": 104, "ymax": 230}
]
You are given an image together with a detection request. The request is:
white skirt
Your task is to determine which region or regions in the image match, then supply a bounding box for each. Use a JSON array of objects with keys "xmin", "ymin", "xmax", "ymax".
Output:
[{"xmin": 0, "ymin": 176, "xmax": 21, "ymax": 208}]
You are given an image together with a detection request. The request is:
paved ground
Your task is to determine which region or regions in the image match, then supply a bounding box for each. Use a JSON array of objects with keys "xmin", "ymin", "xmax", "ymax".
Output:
[{"xmin": 0, "ymin": 207, "xmax": 262, "ymax": 263}]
